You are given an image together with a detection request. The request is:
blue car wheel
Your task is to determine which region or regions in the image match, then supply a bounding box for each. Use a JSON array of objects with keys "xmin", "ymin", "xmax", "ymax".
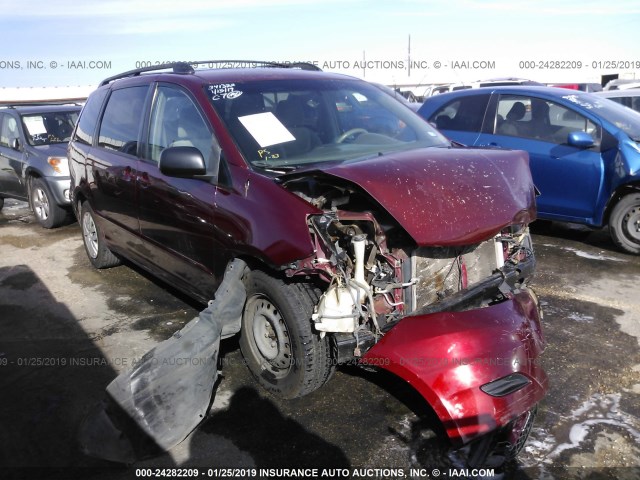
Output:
[{"xmin": 609, "ymin": 193, "xmax": 640, "ymax": 255}]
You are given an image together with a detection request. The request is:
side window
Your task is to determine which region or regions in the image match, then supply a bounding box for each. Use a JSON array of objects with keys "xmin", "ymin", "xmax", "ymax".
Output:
[
  {"xmin": 74, "ymin": 88, "xmax": 108, "ymax": 146},
  {"xmin": 611, "ymin": 96, "xmax": 640, "ymax": 112},
  {"xmin": 145, "ymin": 85, "xmax": 219, "ymax": 169},
  {"xmin": 429, "ymin": 95, "xmax": 489, "ymax": 132},
  {"xmin": 98, "ymin": 86, "xmax": 147, "ymax": 154},
  {"xmin": 496, "ymin": 95, "xmax": 599, "ymax": 144},
  {"xmin": 0, "ymin": 113, "xmax": 19, "ymax": 147}
]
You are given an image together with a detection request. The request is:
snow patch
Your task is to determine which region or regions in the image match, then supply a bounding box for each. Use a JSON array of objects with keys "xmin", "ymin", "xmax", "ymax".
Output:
[{"xmin": 540, "ymin": 244, "xmax": 624, "ymax": 261}]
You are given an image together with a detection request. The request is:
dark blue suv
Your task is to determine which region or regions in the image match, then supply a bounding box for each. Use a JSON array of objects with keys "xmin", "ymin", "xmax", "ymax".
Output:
[
  {"xmin": 0, "ymin": 104, "xmax": 80, "ymax": 227},
  {"xmin": 418, "ymin": 87, "xmax": 640, "ymax": 254}
]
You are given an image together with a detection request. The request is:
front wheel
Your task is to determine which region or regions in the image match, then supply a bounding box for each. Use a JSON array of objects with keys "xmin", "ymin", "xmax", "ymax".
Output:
[
  {"xmin": 609, "ymin": 193, "xmax": 640, "ymax": 255},
  {"xmin": 30, "ymin": 178, "xmax": 67, "ymax": 228},
  {"xmin": 239, "ymin": 271, "xmax": 335, "ymax": 399}
]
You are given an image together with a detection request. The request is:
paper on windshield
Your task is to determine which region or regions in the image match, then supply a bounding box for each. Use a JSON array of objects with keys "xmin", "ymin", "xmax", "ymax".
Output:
[
  {"xmin": 238, "ymin": 112, "xmax": 295, "ymax": 148},
  {"xmin": 23, "ymin": 116, "xmax": 47, "ymax": 135}
]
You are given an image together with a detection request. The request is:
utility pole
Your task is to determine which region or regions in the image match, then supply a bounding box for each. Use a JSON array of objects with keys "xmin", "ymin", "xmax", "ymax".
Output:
[
  {"xmin": 362, "ymin": 50, "xmax": 366, "ymax": 78},
  {"xmin": 408, "ymin": 34, "xmax": 411, "ymax": 77}
]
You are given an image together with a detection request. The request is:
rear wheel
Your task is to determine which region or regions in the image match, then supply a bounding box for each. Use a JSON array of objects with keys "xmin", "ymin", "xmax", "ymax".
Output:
[
  {"xmin": 30, "ymin": 178, "xmax": 67, "ymax": 228},
  {"xmin": 240, "ymin": 270, "xmax": 334, "ymax": 398},
  {"xmin": 0, "ymin": 197, "xmax": 4, "ymax": 210},
  {"xmin": 609, "ymin": 193, "xmax": 640, "ymax": 255},
  {"xmin": 80, "ymin": 201, "xmax": 121, "ymax": 268}
]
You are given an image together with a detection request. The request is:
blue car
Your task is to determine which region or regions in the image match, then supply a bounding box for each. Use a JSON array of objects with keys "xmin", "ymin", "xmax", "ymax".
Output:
[{"xmin": 418, "ymin": 86, "xmax": 640, "ymax": 254}]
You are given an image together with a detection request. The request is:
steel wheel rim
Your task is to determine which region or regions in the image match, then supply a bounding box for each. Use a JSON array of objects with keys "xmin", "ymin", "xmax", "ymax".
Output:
[
  {"xmin": 32, "ymin": 187, "xmax": 50, "ymax": 220},
  {"xmin": 622, "ymin": 204, "xmax": 640, "ymax": 243},
  {"xmin": 82, "ymin": 211, "xmax": 99, "ymax": 259},
  {"xmin": 247, "ymin": 295, "xmax": 292, "ymax": 376}
]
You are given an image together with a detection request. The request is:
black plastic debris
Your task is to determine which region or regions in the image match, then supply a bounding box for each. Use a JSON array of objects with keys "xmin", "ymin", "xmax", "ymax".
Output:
[{"xmin": 79, "ymin": 259, "xmax": 247, "ymax": 462}]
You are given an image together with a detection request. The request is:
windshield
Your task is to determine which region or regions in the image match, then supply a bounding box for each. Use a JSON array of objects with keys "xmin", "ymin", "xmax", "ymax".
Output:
[
  {"xmin": 208, "ymin": 78, "xmax": 448, "ymax": 169},
  {"xmin": 562, "ymin": 93, "xmax": 640, "ymax": 141},
  {"xmin": 21, "ymin": 110, "xmax": 79, "ymax": 145}
]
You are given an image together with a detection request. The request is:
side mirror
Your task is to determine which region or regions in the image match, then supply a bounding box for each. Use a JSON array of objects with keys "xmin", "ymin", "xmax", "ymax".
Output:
[
  {"xmin": 159, "ymin": 146, "xmax": 206, "ymax": 177},
  {"xmin": 10, "ymin": 138, "xmax": 21, "ymax": 151},
  {"xmin": 567, "ymin": 131, "xmax": 594, "ymax": 149}
]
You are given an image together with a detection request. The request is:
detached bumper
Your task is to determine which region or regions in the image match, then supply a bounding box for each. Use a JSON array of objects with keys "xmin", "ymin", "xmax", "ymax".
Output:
[{"xmin": 362, "ymin": 289, "xmax": 547, "ymax": 446}]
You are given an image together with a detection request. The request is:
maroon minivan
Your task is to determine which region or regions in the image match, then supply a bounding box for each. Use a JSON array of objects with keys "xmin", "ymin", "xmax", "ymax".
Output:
[{"xmin": 69, "ymin": 61, "xmax": 546, "ymax": 466}]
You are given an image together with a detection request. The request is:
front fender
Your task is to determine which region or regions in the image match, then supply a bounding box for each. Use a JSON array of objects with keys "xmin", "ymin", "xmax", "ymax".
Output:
[{"xmin": 362, "ymin": 290, "xmax": 547, "ymax": 446}]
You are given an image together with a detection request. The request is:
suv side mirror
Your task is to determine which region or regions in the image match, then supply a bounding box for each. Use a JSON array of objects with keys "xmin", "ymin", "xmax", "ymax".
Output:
[
  {"xmin": 567, "ymin": 131, "xmax": 594, "ymax": 149},
  {"xmin": 159, "ymin": 146, "xmax": 206, "ymax": 177},
  {"xmin": 10, "ymin": 138, "xmax": 21, "ymax": 151}
]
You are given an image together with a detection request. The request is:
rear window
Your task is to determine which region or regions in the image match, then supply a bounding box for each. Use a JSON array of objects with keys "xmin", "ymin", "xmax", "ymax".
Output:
[{"xmin": 74, "ymin": 89, "xmax": 108, "ymax": 146}]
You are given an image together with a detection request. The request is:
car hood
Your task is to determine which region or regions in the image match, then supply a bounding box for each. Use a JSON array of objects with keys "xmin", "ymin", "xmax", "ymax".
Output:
[
  {"xmin": 283, "ymin": 147, "xmax": 537, "ymax": 246},
  {"xmin": 32, "ymin": 143, "xmax": 68, "ymax": 157}
]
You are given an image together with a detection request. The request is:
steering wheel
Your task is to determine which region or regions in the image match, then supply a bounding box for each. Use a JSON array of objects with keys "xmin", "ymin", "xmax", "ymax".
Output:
[{"xmin": 335, "ymin": 128, "xmax": 368, "ymax": 143}]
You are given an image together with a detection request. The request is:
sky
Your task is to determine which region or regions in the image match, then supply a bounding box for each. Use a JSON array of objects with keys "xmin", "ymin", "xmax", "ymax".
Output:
[{"xmin": 1, "ymin": 0, "xmax": 639, "ymax": 93}]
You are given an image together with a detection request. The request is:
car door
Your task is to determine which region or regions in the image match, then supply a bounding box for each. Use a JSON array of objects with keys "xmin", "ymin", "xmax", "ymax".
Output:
[
  {"xmin": 427, "ymin": 93, "xmax": 490, "ymax": 145},
  {"xmin": 0, "ymin": 112, "xmax": 27, "ymax": 199},
  {"xmin": 476, "ymin": 93, "xmax": 604, "ymax": 223},
  {"xmin": 136, "ymin": 83, "xmax": 222, "ymax": 301},
  {"xmin": 90, "ymin": 85, "xmax": 149, "ymax": 249}
]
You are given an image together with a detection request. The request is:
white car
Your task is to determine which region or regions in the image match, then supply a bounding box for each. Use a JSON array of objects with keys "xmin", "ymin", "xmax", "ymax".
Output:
[
  {"xmin": 595, "ymin": 89, "xmax": 640, "ymax": 113},
  {"xmin": 603, "ymin": 78, "xmax": 640, "ymax": 90},
  {"xmin": 425, "ymin": 77, "xmax": 543, "ymax": 96}
]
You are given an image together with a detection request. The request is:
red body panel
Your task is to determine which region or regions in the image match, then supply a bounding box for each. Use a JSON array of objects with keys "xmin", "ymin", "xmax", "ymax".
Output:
[
  {"xmin": 213, "ymin": 165, "xmax": 322, "ymax": 267},
  {"xmin": 363, "ymin": 290, "xmax": 547, "ymax": 446},
  {"xmin": 320, "ymin": 148, "xmax": 537, "ymax": 246}
]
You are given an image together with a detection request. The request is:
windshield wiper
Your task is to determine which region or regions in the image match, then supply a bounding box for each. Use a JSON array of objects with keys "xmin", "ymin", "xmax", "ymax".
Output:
[{"xmin": 252, "ymin": 162, "xmax": 299, "ymax": 173}]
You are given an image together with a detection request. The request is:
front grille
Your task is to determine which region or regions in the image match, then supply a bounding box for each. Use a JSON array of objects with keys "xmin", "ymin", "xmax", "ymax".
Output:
[{"xmin": 410, "ymin": 239, "xmax": 499, "ymax": 312}]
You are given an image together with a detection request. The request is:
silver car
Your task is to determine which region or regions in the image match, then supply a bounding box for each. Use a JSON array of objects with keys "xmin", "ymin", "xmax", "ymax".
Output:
[
  {"xmin": 0, "ymin": 104, "xmax": 80, "ymax": 227},
  {"xmin": 595, "ymin": 89, "xmax": 640, "ymax": 114}
]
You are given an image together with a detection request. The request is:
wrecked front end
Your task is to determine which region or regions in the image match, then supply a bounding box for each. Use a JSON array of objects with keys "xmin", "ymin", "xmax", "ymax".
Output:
[{"xmin": 279, "ymin": 148, "xmax": 547, "ymax": 450}]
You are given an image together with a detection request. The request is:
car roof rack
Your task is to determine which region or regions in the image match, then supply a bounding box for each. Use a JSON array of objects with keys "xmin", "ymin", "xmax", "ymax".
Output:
[
  {"xmin": 0, "ymin": 101, "xmax": 84, "ymax": 108},
  {"xmin": 99, "ymin": 60, "xmax": 322, "ymax": 86}
]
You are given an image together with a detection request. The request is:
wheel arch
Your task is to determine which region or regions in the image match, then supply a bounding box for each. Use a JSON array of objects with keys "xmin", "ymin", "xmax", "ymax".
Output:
[
  {"xmin": 603, "ymin": 182, "xmax": 640, "ymax": 226},
  {"xmin": 73, "ymin": 190, "xmax": 89, "ymax": 218},
  {"xmin": 24, "ymin": 168, "xmax": 43, "ymax": 195},
  {"xmin": 231, "ymin": 252, "xmax": 328, "ymax": 291}
]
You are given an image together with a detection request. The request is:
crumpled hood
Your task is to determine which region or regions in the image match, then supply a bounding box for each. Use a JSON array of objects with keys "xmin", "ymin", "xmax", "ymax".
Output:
[{"xmin": 294, "ymin": 147, "xmax": 537, "ymax": 246}]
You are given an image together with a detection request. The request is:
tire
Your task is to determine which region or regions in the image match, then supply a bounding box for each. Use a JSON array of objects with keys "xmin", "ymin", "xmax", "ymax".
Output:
[
  {"xmin": 609, "ymin": 193, "xmax": 640, "ymax": 255},
  {"xmin": 0, "ymin": 197, "xmax": 4, "ymax": 211},
  {"xmin": 80, "ymin": 201, "xmax": 121, "ymax": 269},
  {"xmin": 239, "ymin": 270, "xmax": 335, "ymax": 399},
  {"xmin": 30, "ymin": 178, "xmax": 67, "ymax": 228}
]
